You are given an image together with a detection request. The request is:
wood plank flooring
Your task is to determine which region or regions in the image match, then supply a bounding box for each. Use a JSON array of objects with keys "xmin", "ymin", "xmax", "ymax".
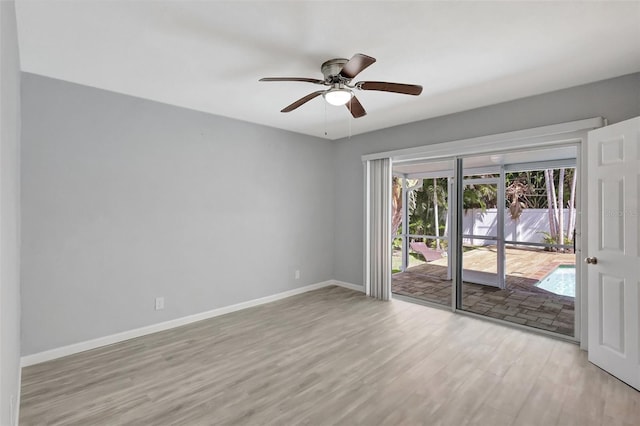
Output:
[{"xmin": 20, "ymin": 286, "xmax": 639, "ymax": 425}]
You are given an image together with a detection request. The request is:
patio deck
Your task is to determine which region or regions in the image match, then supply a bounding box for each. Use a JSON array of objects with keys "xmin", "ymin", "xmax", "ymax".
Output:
[{"xmin": 392, "ymin": 247, "xmax": 576, "ymax": 336}]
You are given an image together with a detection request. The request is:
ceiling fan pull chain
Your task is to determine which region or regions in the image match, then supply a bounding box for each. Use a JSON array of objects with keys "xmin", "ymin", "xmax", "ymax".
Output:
[
  {"xmin": 348, "ymin": 97, "xmax": 352, "ymax": 139},
  {"xmin": 324, "ymin": 100, "xmax": 328, "ymax": 137}
]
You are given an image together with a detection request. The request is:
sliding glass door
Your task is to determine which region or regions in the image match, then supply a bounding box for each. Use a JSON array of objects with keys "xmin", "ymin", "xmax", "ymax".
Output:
[
  {"xmin": 392, "ymin": 146, "xmax": 578, "ymax": 338},
  {"xmin": 455, "ymin": 151, "xmax": 577, "ymax": 337},
  {"xmin": 391, "ymin": 160, "xmax": 453, "ymax": 307}
]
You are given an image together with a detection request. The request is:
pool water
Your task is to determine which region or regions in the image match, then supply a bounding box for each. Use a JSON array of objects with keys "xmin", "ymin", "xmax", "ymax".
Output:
[{"xmin": 535, "ymin": 265, "xmax": 575, "ymax": 297}]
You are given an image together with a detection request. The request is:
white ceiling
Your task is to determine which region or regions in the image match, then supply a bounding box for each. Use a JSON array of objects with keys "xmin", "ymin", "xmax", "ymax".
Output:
[{"xmin": 15, "ymin": 1, "xmax": 640, "ymax": 140}]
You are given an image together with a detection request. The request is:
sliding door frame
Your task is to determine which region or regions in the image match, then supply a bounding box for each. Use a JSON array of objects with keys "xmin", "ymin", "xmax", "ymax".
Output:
[
  {"xmin": 364, "ymin": 117, "xmax": 604, "ymax": 348},
  {"xmin": 461, "ymin": 173, "xmax": 505, "ymax": 289}
]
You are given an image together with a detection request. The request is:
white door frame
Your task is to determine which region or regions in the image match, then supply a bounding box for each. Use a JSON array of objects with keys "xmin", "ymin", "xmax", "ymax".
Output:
[{"xmin": 364, "ymin": 117, "xmax": 605, "ymax": 347}]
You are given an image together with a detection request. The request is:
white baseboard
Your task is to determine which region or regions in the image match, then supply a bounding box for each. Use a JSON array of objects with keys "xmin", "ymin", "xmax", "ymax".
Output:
[
  {"xmin": 21, "ymin": 280, "xmax": 335, "ymax": 367},
  {"xmin": 331, "ymin": 280, "xmax": 365, "ymax": 293}
]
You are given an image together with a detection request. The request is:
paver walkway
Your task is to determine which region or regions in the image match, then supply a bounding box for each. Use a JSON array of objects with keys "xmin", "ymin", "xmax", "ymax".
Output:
[{"xmin": 392, "ymin": 247, "xmax": 576, "ymax": 336}]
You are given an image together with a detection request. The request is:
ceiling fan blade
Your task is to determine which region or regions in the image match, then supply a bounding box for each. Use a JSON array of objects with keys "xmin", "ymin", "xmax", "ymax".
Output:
[
  {"xmin": 358, "ymin": 81, "xmax": 423, "ymax": 96},
  {"xmin": 339, "ymin": 53, "xmax": 376, "ymax": 79},
  {"xmin": 259, "ymin": 77, "xmax": 325, "ymax": 84},
  {"xmin": 346, "ymin": 95, "xmax": 367, "ymax": 118},
  {"xmin": 281, "ymin": 91, "xmax": 325, "ymax": 113}
]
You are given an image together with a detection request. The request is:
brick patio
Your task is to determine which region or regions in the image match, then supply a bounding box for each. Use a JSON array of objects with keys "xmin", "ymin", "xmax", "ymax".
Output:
[{"xmin": 392, "ymin": 246, "xmax": 576, "ymax": 337}]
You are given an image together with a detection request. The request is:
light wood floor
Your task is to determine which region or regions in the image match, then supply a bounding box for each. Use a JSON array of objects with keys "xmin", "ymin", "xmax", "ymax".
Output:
[{"xmin": 20, "ymin": 286, "xmax": 639, "ymax": 425}]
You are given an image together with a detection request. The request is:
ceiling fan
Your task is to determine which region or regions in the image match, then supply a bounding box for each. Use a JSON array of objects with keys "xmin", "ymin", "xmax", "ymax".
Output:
[{"xmin": 259, "ymin": 53, "xmax": 423, "ymax": 118}]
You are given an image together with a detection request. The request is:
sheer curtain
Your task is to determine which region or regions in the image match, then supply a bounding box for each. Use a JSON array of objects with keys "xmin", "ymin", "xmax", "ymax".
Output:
[{"xmin": 364, "ymin": 158, "xmax": 392, "ymax": 300}]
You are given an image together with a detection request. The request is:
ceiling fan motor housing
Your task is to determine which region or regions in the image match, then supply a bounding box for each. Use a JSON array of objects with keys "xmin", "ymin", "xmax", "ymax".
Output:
[{"xmin": 321, "ymin": 58, "xmax": 350, "ymax": 82}]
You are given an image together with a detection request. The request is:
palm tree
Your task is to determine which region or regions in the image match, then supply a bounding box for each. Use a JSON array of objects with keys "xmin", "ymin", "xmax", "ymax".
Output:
[
  {"xmin": 505, "ymin": 177, "xmax": 531, "ymax": 220},
  {"xmin": 432, "ymin": 178, "xmax": 442, "ymax": 249},
  {"xmin": 544, "ymin": 169, "xmax": 558, "ymax": 240},
  {"xmin": 558, "ymin": 168, "xmax": 566, "ymax": 248},
  {"xmin": 391, "ymin": 177, "xmax": 420, "ymax": 237},
  {"xmin": 410, "ymin": 178, "xmax": 448, "ymax": 243},
  {"xmin": 463, "ymin": 183, "xmax": 497, "ymax": 211},
  {"xmin": 391, "ymin": 176, "xmax": 402, "ymax": 237},
  {"xmin": 566, "ymin": 168, "xmax": 577, "ymax": 243},
  {"xmin": 542, "ymin": 167, "xmax": 576, "ymax": 250}
]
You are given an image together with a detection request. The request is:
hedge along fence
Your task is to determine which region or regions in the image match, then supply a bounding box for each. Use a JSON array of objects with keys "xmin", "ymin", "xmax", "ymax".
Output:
[{"xmin": 463, "ymin": 208, "xmax": 576, "ymax": 246}]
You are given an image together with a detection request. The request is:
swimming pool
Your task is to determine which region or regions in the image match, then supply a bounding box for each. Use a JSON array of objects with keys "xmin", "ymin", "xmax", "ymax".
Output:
[{"xmin": 535, "ymin": 265, "xmax": 575, "ymax": 297}]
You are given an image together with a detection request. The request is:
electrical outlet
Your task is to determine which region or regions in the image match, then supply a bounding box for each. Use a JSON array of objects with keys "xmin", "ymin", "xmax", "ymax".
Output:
[
  {"xmin": 295, "ymin": 270, "xmax": 300, "ymax": 280},
  {"xmin": 155, "ymin": 297, "xmax": 165, "ymax": 310}
]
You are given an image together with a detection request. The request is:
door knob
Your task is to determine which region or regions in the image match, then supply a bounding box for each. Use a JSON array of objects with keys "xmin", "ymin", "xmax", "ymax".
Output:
[{"xmin": 584, "ymin": 256, "xmax": 598, "ymax": 265}]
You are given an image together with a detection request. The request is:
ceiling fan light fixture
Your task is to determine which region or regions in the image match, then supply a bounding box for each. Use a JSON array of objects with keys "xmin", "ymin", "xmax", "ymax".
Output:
[
  {"xmin": 259, "ymin": 53, "xmax": 422, "ymax": 118},
  {"xmin": 323, "ymin": 88, "xmax": 352, "ymax": 106}
]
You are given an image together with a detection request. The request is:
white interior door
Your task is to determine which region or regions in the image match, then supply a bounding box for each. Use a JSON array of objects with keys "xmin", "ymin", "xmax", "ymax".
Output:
[{"xmin": 587, "ymin": 116, "xmax": 640, "ymax": 390}]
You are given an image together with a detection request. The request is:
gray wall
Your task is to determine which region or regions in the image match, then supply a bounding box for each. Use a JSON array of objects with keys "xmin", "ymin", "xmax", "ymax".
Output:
[
  {"xmin": 20, "ymin": 74, "xmax": 334, "ymax": 355},
  {"xmin": 333, "ymin": 73, "xmax": 640, "ymax": 286},
  {"xmin": 16, "ymin": 66, "xmax": 640, "ymax": 358},
  {"xmin": 0, "ymin": 1, "xmax": 22, "ymax": 424}
]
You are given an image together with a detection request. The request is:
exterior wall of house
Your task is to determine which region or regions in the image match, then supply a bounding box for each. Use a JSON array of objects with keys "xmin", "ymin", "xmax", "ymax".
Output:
[
  {"xmin": 333, "ymin": 73, "xmax": 640, "ymax": 287},
  {"xmin": 20, "ymin": 74, "xmax": 335, "ymax": 356}
]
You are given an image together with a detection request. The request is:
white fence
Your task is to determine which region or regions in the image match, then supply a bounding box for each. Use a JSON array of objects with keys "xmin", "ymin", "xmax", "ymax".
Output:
[{"xmin": 463, "ymin": 208, "xmax": 575, "ymax": 246}]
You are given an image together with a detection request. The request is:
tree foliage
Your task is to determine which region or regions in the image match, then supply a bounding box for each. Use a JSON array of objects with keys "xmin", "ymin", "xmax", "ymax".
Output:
[{"xmin": 391, "ymin": 167, "xmax": 577, "ymax": 249}]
